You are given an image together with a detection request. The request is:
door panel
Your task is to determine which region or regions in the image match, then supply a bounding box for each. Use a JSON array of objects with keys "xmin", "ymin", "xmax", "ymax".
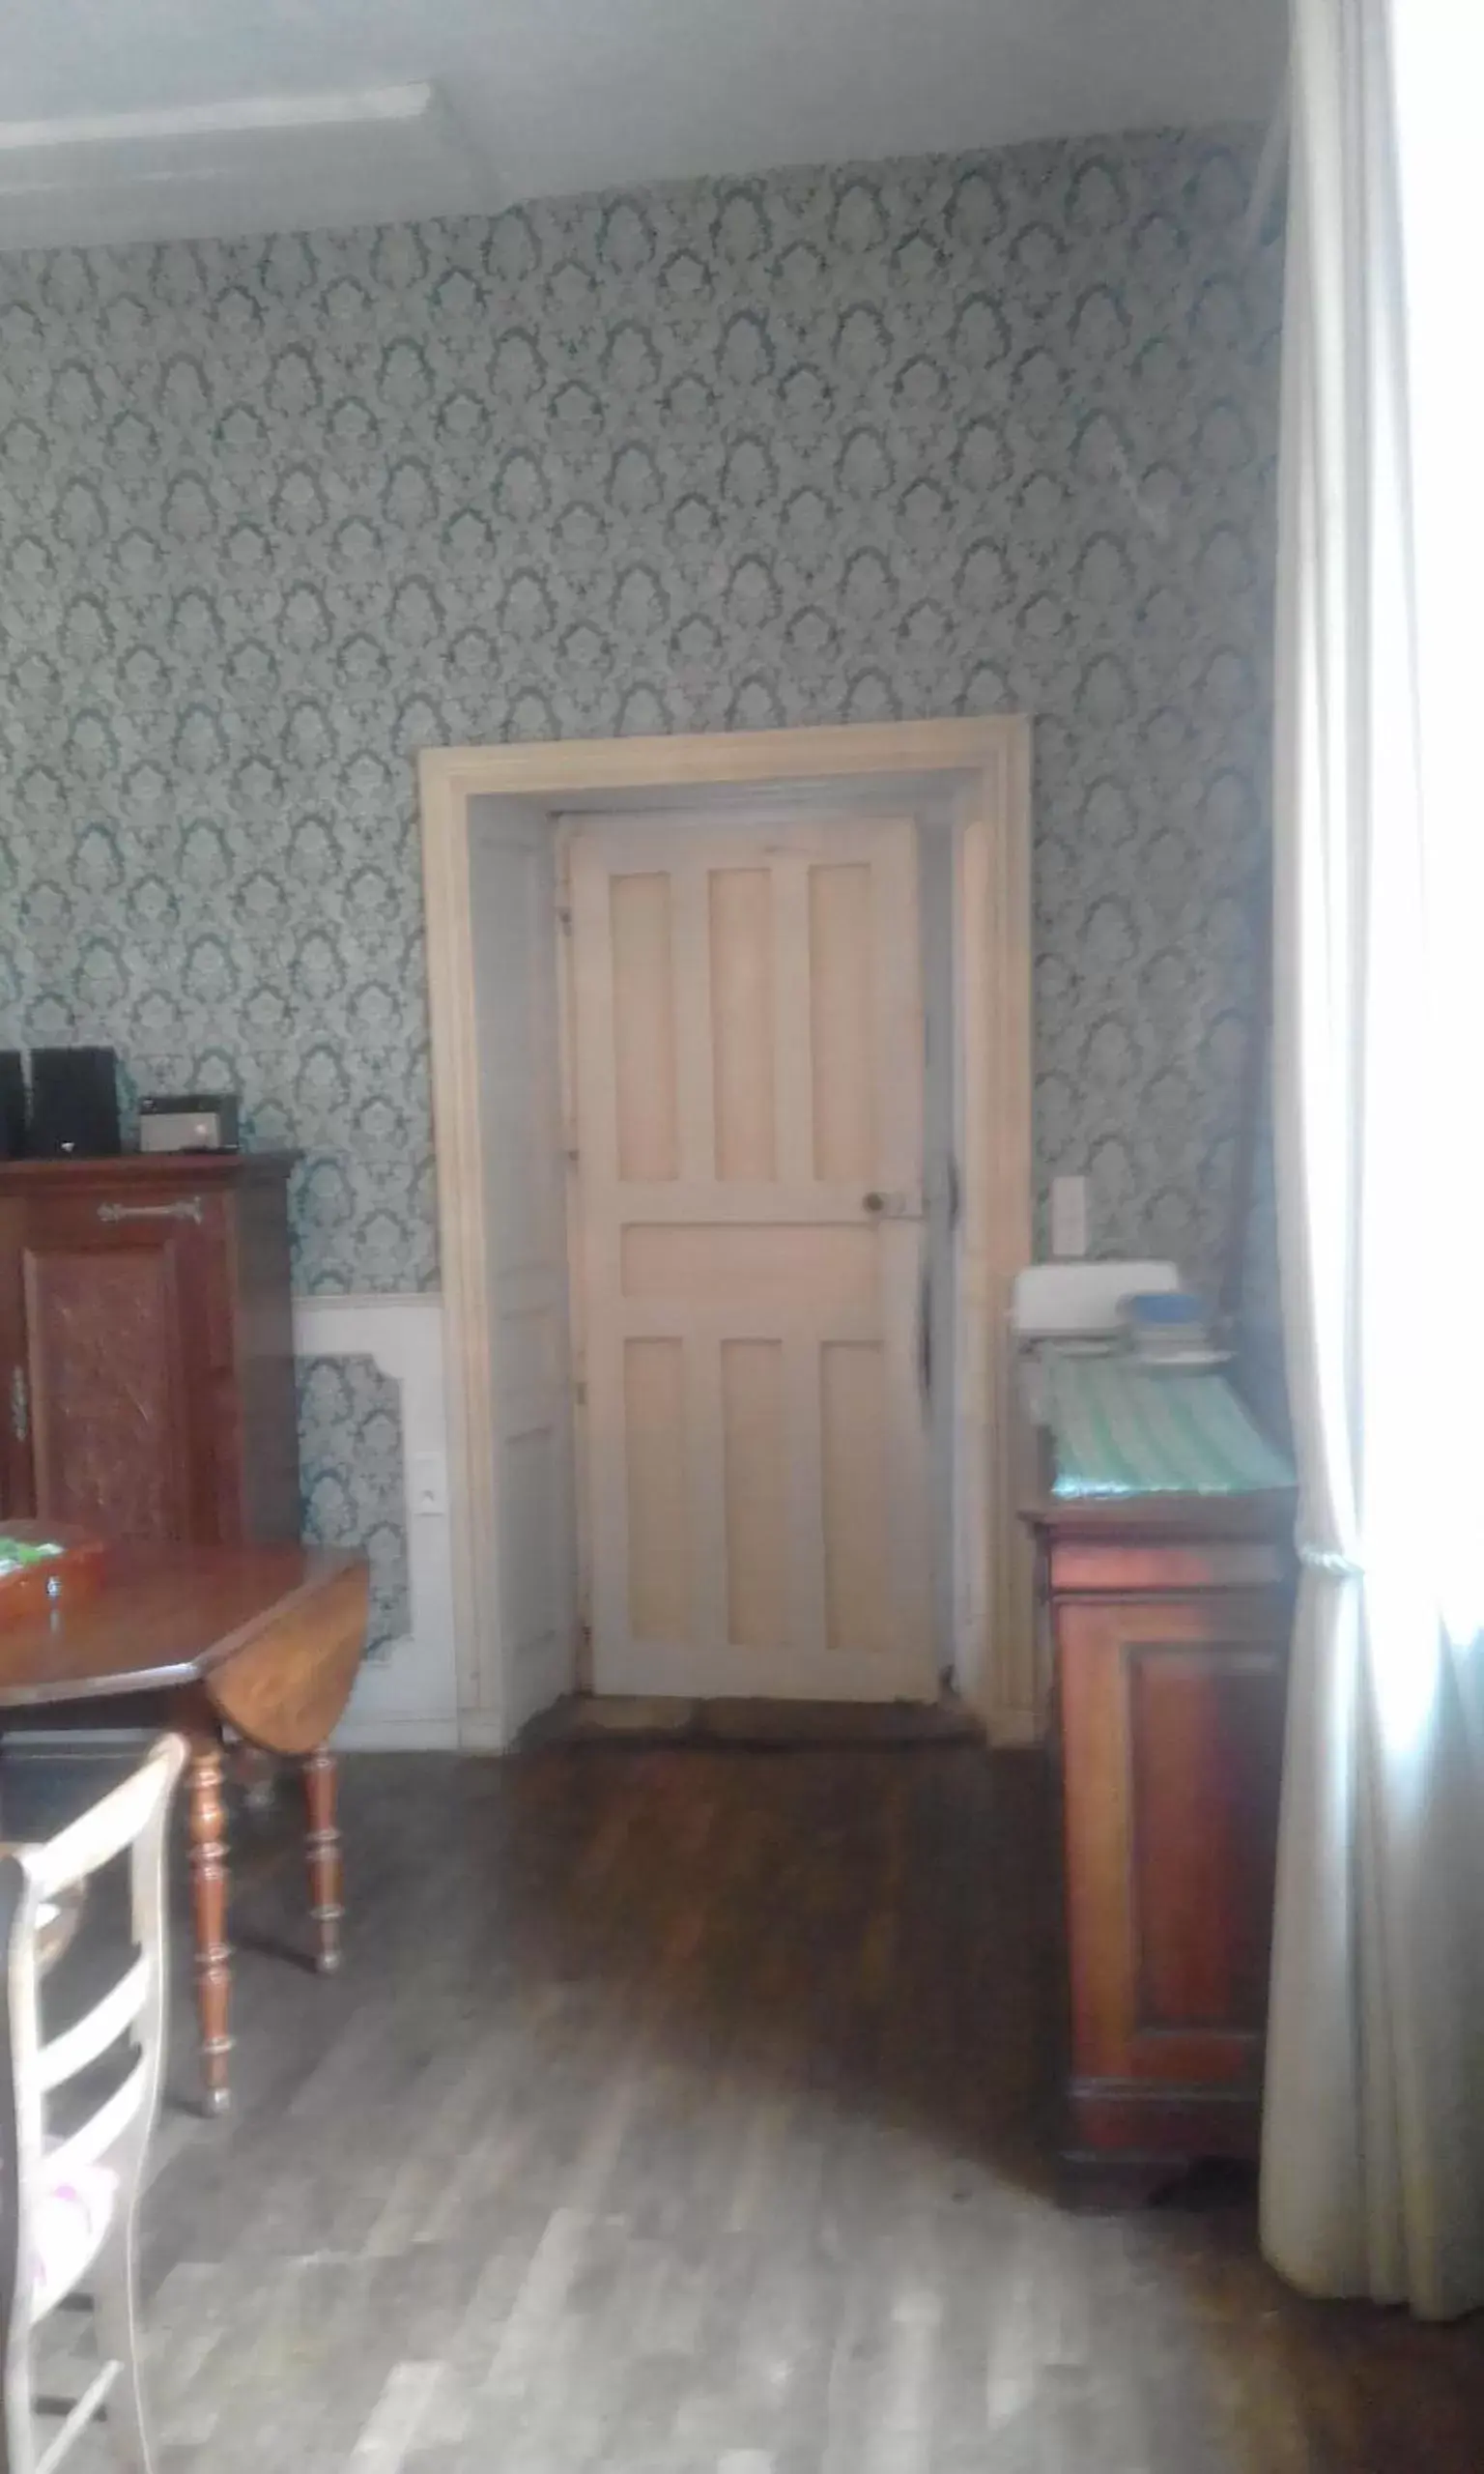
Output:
[
  {"xmin": 710, "ymin": 868, "xmax": 775, "ymax": 1180},
  {"xmin": 4, "ymin": 1203, "xmax": 204, "ymax": 1541},
  {"xmin": 809, "ymin": 860, "xmax": 877, "ymax": 1180},
  {"xmin": 623, "ymin": 1335, "xmax": 691, "ymax": 1645},
  {"xmin": 610, "ymin": 872, "xmax": 679, "ymax": 1182},
  {"xmin": 569, "ymin": 813, "xmax": 932, "ymax": 1700},
  {"xmin": 720, "ymin": 1338, "xmax": 786, "ymax": 1650}
]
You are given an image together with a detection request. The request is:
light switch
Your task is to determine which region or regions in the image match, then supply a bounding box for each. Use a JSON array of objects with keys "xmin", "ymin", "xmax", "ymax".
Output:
[
  {"xmin": 1050, "ymin": 1174, "xmax": 1088, "ymax": 1259},
  {"xmin": 412, "ymin": 1451, "xmax": 447, "ymax": 1517}
]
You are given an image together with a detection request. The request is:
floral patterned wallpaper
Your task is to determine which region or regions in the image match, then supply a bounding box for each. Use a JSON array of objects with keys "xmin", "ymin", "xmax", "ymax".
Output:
[
  {"xmin": 0, "ymin": 128, "xmax": 1279, "ymax": 1294},
  {"xmin": 296, "ymin": 1354, "xmax": 410, "ymax": 1654},
  {"xmin": 0, "ymin": 129, "xmax": 1280, "ymax": 1588}
]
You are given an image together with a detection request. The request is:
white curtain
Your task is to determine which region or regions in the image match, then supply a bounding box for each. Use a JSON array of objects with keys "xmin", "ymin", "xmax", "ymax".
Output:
[{"xmin": 1263, "ymin": 0, "xmax": 1484, "ymax": 2319}]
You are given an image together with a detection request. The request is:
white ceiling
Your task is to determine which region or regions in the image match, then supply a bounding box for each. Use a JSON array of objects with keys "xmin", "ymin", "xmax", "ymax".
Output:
[{"xmin": 0, "ymin": 0, "xmax": 1286, "ymax": 252}]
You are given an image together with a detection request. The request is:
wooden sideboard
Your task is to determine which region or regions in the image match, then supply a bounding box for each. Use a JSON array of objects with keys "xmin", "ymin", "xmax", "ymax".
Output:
[
  {"xmin": 1025, "ymin": 1489, "xmax": 1296, "ymax": 2199},
  {"xmin": 0, "ymin": 1154, "xmax": 300, "ymax": 1546}
]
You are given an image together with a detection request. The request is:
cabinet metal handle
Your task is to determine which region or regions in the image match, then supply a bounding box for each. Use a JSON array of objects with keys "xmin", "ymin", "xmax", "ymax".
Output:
[
  {"xmin": 10, "ymin": 1366, "xmax": 26, "ymax": 1445},
  {"xmin": 97, "ymin": 1198, "xmax": 204, "ymax": 1226}
]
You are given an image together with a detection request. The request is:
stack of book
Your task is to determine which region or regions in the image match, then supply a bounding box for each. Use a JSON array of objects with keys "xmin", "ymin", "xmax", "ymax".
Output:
[{"xmin": 1119, "ymin": 1288, "xmax": 1222, "ymax": 1368}]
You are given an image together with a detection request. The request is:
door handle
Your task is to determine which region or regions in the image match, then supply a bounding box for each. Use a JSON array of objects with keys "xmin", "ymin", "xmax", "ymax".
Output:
[
  {"xmin": 862, "ymin": 1190, "xmax": 923, "ymax": 1220},
  {"xmin": 10, "ymin": 1365, "xmax": 27, "ymax": 1445},
  {"xmin": 96, "ymin": 1198, "xmax": 204, "ymax": 1225}
]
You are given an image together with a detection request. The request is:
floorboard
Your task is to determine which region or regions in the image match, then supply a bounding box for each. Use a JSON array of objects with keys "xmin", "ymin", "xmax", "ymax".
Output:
[{"xmin": 6, "ymin": 1744, "xmax": 1481, "ymax": 2474}]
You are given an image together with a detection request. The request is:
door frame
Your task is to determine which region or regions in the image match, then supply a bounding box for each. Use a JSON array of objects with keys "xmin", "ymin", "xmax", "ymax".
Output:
[{"xmin": 418, "ymin": 718, "xmax": 1033, "ymax": 1748}]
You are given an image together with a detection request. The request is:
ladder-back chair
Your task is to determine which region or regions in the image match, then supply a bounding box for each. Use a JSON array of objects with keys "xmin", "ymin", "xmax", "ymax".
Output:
[{"xmin": 0, "ymin": 1734, "xmax": 186, "ymax": 2474}]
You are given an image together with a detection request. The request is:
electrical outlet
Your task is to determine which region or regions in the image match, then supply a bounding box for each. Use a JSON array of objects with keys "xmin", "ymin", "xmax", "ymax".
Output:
[{"xmin": 1050, "ymin": 1174, "xmax": 1089, "ymax": 1259}]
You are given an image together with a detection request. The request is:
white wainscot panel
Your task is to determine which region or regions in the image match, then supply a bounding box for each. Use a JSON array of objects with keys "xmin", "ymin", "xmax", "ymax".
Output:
[{"xmin": 293, "ymin": 1292, "xmax": 459, "ymax": 1750}]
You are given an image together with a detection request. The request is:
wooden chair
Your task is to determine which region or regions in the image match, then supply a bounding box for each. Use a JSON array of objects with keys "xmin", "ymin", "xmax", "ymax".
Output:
[{"xmin": 0, "ymin": 1735, "xmax": 186, "ymax": 2474}]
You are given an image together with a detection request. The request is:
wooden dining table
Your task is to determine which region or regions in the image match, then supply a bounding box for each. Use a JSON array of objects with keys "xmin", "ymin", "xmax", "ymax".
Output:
[{"xmin": 0, "ymin": 1537, "xmax": 369, "ymax": 2114}]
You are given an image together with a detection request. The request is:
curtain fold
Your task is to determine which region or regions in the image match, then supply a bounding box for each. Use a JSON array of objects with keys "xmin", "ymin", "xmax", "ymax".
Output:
[{"xmin": 1262, "ymin": 0, "xmax": 1484, "ymax": 2321}]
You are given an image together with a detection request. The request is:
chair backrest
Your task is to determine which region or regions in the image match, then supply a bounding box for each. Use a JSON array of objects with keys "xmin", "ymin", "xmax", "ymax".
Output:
[{"xmin": 0, "ymin": 1734, "xmax": 186, "ymax": 2365}]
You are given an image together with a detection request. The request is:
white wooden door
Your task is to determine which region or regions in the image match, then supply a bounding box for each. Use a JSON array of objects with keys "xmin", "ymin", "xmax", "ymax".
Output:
[
  {"xmin": 467, "ymin": 796, "xmax": 580, "ymax": 1736},
  {"xmin": 567, "ymin": 812, "xmax": 932, "ymax": 1700}
]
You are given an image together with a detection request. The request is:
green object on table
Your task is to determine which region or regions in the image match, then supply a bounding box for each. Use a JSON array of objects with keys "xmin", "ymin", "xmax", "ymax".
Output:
[
  {"xmin": 0, "ymin": 1538, "xmax": 65, "ymax": 1576},
  {"xmin": 1044, "ymin": 1348, "xmax": 1295, "ymax": 1500}
]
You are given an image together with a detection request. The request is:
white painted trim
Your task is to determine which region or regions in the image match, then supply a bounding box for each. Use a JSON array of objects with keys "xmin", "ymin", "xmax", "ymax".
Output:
[
  {"xmin": 1241, "ymin": 72, "xmax": 1289, "ymax": 257},
  {"xmin": 293, "ymin": 1291, "xmax": 459, "ymax": 1753},
  {"xmin": 985, "ymin": 1706, "xmax": 1042, "ymax": 1749},
  {"xmin": 955, "ymin": 729, "xmax": 1039, "ymax": 1739},
  {"xmin": 332, "ymin": 1715, "xmax": 462, "ymax": 1753},
  {"xmin": 2, "ymin": 1733, "xmax": 152, "ymax": 1752},
  {"xmin": 0, "ymin": 83, "xmax": 445, "ymax": 152},
  {"xmin": 455, "ymin": 1713, "xmax": 518, "ymax": 1755},
  {"xmin": 419, "ymin": 719, "xmax": 1034, "ymax": 1746}
]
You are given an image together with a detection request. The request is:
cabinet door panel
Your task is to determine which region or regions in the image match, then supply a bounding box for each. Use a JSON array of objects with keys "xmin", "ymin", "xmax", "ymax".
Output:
[
  {"xmin": 1128, "ymin": 1640, "xmax": 1284, "ymax": 2038},
  {"xmin": 0, "ymin": 1165, "xmax": 300, "ymax": 1547},
  {"xmin": 1057, "ymin": 1589, "xmax": 1290, "ymax": 2090},
  {"xmin": 20, "ymin": 1220, "xmax": 199, "ymax": 1541}
]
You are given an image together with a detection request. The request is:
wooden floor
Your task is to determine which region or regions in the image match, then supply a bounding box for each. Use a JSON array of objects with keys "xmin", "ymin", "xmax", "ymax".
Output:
[{"xmin": 12, "ymin": 1743, "xmax": 1484, "ymax": 2474}]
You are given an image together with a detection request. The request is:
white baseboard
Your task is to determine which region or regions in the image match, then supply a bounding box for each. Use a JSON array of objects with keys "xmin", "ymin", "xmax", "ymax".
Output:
[
  {"xmin": 4, "ymin": 1722, "xmax": 464, "ymax": 1757},
  {"xmin": 453, "ymin": 1713, "xmax": 516, "ymax": 1755},
  {"xmin": 332, "ymin": 1715, "xmax": 463, "ymax": 1752},
  {"xmin": 1, "ymin": 1731, "xmax": 152, "ymax": 1753}
]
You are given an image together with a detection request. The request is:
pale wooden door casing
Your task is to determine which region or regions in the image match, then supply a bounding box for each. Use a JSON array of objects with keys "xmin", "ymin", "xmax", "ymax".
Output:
[
  {"xmin": 468, "ymin": 798, "xmax": 581, "ymax": 1733},
  {"xmin": 568, "ymin": 813, "xmax": 932, "ymax": 1701}
]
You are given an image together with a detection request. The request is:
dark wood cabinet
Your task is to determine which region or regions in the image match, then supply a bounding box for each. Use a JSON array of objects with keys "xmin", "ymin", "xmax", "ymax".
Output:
[
  {"xmin": 0, "ymin": 1155, "xmax": 300, "ymax": 1546},
  {"xmin": 1025, "ymin": 1493, "xmax": 1295, "ymax": 2193}
]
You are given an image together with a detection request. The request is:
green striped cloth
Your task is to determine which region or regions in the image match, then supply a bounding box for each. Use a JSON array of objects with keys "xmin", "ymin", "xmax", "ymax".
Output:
[{"xmin": 1044, "ymin": 1348, "xmax": 1294, "ymax": 1500}]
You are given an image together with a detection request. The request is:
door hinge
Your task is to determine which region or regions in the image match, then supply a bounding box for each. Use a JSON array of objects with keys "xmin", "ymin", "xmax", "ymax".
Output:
[
  {"xmin": 10, "ymin": 1365, "xmax": 27, "ymax": 1444},
  {"xmin": 574, "ymin": 1379, "xmax": 587, "ymax": 1407},
  {"xmin": 556, "ymin": 903, "xmax": 573, "ymax": 934}
]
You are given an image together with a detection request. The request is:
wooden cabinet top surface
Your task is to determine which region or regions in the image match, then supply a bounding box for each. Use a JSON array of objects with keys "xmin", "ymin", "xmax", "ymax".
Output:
[
  {"xmin": 1023, "ymin": 1485, "xmax": 1297, "ymax": 1597},
  {"xmin": 0, "ymin": 1153, "xmax": 298, "ymax": 1194},
  {"xmin": 1021, "ymin": 1487, "xmax": 1296, "ymax": 1543}
]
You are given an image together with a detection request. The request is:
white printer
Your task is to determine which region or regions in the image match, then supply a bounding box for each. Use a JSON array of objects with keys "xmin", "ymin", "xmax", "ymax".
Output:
[
  {"xmin": 1011, "ymin": 1258, "xmax": 1182, "ymax": 1424},
  {"xmin": 1009, "ymin": 1261, "xmax": 1183, "ymax": 1712}
]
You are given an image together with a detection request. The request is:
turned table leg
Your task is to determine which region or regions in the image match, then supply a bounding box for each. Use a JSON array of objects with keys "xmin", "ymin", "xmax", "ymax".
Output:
[
  {"xmin": 303, "ymin": 1746, "xmax": 343, "ymax": 1976},
  {"xmin": 187, "ymin": 1739, "xmax": 232, "ymax": 2115}
]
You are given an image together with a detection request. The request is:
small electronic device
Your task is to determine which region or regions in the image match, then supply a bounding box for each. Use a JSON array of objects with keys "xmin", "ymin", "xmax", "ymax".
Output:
[
  {"xmin": 0, "ymin": 1052, "xmax": 25, "ymax": 1159},
  {"xmin": 137, "ymin": 1093, "xmax": 241, "ymax": 1154},
  {"xmin": 28, "ymin": 1048, "xmax": 121, "ymax": 1158}
]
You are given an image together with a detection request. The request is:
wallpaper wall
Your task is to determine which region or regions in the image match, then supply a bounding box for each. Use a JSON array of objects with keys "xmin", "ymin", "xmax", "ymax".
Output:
[
  {"xmin": 0, "ymin": 128, "xmax": 1280, "ymax": 1296},
  {"xmin": 296, "ymin": 1353, "xmax": 410, "ymax": 1654},
  {"xmin": 0, "ymin": 129, "xmax": 1280, "ymax": 1607}
]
